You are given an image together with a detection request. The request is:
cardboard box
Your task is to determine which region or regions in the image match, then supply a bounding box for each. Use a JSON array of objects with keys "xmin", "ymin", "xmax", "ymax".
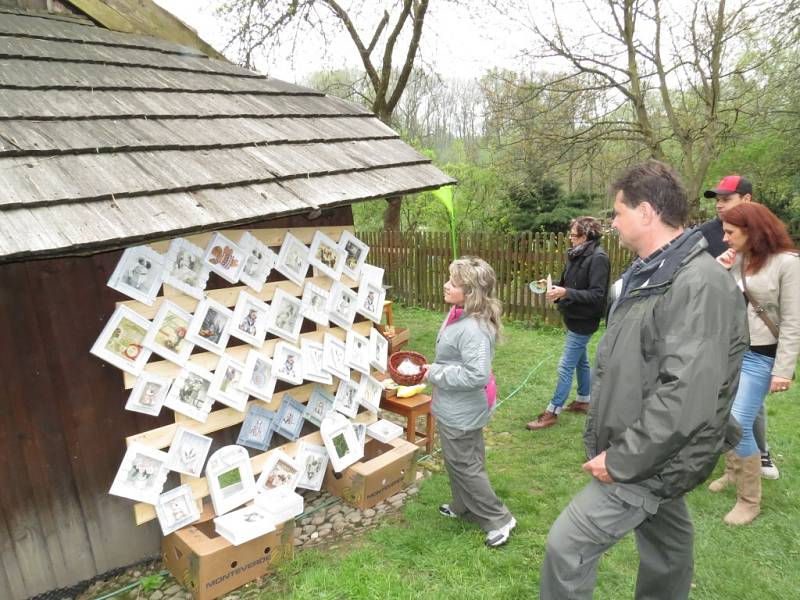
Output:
[
  {"xmin": 322, "ymin": 437, "xmax": 420, "ymax": 510},
  {"xmin": 377, "ymin": 325, "xmax": 409, "ymax": 353},
  {"xmin": 162, "ymin": 503, "xmax": 294, "ymax": 600}
]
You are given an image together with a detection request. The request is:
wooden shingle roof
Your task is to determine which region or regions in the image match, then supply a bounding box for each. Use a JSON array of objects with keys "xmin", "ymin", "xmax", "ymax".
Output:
[{"xmin": 0, "ymin": 9, "xmax": 454, "ymax": 263}]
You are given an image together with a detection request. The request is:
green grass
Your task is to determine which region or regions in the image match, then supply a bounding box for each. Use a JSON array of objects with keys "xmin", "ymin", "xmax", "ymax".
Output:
[{"xmin": 256, "ymin": 306, "xmax": 800, "ymax": 599}]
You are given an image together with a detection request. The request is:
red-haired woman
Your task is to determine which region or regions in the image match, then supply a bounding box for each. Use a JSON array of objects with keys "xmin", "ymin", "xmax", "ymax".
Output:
[{"xmin": 711, "ymin": 203, "xmax": 800, "ymax": 525}]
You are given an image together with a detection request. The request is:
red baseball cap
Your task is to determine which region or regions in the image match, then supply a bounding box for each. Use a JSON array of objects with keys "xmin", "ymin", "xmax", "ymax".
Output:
[{"xmin": 704, "ymin": 175, "xmax": 753, "ymax": 198}]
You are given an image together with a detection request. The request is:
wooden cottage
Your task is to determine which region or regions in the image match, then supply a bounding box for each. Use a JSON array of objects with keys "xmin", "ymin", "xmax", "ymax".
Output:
[{"xmin": 0, "ymin": 4, "xmax": 453, "ymax": 598}]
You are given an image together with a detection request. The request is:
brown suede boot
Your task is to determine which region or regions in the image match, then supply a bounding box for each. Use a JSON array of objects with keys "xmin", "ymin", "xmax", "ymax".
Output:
[
  {"xmin": 724, "ymin": 453, "xmax": 762, "ymax": 525},
  {"xmin": 526, "ymin": 411, "xmax": 558, "ymax": 430},
  {"xmin": 709, "ymin": 452, "xmax": 739, "ymax": 493}
]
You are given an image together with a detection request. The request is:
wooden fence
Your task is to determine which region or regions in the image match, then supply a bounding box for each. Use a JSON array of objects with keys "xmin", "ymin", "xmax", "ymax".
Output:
[{"xmin": 359, "ymin": 231, "xmax": 633, "ymax": 325}]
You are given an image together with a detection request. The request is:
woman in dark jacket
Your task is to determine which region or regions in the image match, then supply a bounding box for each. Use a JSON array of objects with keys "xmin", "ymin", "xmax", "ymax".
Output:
[{"xmin": 527, "ymin": 216, "xmax": 610, "ymax": 430}]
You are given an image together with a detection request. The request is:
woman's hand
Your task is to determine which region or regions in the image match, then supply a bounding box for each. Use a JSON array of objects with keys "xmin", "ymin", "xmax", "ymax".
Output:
[
  {"xmin": 421, "ymin": 364, "xmax": 431, "ymax": 382},
  {"xmin": 546, "ymin": 286, "xmax": 567, "ymax": 302},
  {"xmin": 770, "ymin": 375, "xmax": 791, "ymax": 393},
  {"xmin": 717, "ymin": 248, "xmax": 736, "ymax": 269}
]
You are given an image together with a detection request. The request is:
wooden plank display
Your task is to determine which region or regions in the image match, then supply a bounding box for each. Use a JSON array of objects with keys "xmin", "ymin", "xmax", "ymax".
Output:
[{"xmin": 100, "ymin": 225, "xmax": 384, "ymax": 528}]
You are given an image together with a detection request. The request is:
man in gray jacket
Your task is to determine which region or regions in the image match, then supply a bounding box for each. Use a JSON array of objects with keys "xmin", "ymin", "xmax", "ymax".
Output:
[{"xmin": 540, "ymin": 161, "xmax": 748, "ymax": 599}]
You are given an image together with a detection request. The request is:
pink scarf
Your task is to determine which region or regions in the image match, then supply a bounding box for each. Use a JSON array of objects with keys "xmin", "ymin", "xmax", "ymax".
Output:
[{"xmin": 444, "ymin": 306, "xmax": 497, "ymax": 410}]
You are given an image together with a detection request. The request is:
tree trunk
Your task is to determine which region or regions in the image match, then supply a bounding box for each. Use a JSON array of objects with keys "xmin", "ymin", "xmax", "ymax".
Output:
[{"xmin": 383, "ymin": 195, "xmax": 403, "ymax": 230}]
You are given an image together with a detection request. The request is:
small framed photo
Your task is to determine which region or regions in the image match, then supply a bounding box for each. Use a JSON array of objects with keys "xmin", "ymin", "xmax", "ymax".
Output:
[
  {"xmin": 205, "ymin": 445, "xmax": 256, "ymax": 516},
  {"xmin": 301, "ymin": 338, "xmax": 332, "ymax": 385},
  {"xmin": 295, "ymin": 443, "xmax": 329, "ymax": 491},
  {"xmin": 164, "ymin": 363, "xmax": 215, "ymax": 423},
  {"xmin": 240, "ymin": 350, "xmax": 276, "ymax": 402},
  {"xmin": 369, "ymin": 327, "xmax": 388, "ymax": 373},
  {"xmin": 208, "ymin": 354, "xmax": 249, "ymax": 412},
  {"xmin": 273, "ymin": 393, "xmax": 306, "ymax": 441},
  {"xmin": 186, "ymin": 298, "xmax": 233, "ymax": 355},
  {"xmin": 203, "ymin": 232, "xmax": 247, "ymax": 283},
  {"xmin": 229, "ymin": 290, "xmax": 270, "ymax": 348},
  {"xmin": 308, "ymin": 230, "xmax": 346, "ymax": 281},
  {"xmin": 272, "ymin": 342, "xmax": 304, "ymax": 385},
  {"xmin": 300, "ymin": 282, "xmax": 330, "ymax": 327},
  {"xmin": 360, "ymin": 263, "xmax": 385, "ymax": 288},
  {"xmin": 320, "ymin": 412, "xmax": 363, "ymax": 473},
  {"xmin": 275, "ymin": 232, "xmax": 310, "ymax": 287},
  {"xmin": 304, "ymin": 385, "xmax": 335, "ymax": 427},
  {"xmin": 142, "ymin": 301, "xmax": 194, "ymax": 366},
  {"xmin": 356, "ymin": 279, "xmax": 385, "ymax": 323},
  {"xmin": 345, "ymin": 330, "xmax": 371, "ymax": 375},
  {"xmin": 322, "ymin": 333, "xmax": 350, "ymax": 381},
  {"xmin": 107, "ymin": 245, "xmax": 165, "ymax": 306},
  {"xmin": 236, "ymin": 404, "xmax": 276, "ymax": 451},
  {"xmin": 239, "ymin": 232, "xmax": 277, "ymax": 292},
  {"xmin": 267, "ymin": 288, "xmax": 304, "ymax": 343},
  {"xmin": 125, "ymin": 372, "xmax": 171, "ymax": 416},
  {"xmin": 167, "ymin": 427, "xmax": 213, "ymax": 477},
  {"xmin": 162, "ymin": 238, "xmax": 210, "ymax": 300},
  {"xmin": 333, "ymin": 378, "xmax": 360, "ymax": 418},
  {"xmin": 357, "ymin": 373, "xmax": 383, "ymax": 414},
  {"xmin": 338, "ymin": 231, "xmax": 369, "ymax": 281},
  {"xmin": 155, "ymin": 484, "xmax": 201, "ymax": 535},
  {"xmin": 327, "ymin": 281, "xmax": 358, "ymax": 330},
  {"xmin": 256, "ymin": 450, "xmax": 301, "ymax": 495},
  {"xmin": 90, "ymin": 305, "xmax": 152, "ymax": 376},
  {"xmin": 109, "ymin": 442, "xmax": 170, "ymax": 505}
]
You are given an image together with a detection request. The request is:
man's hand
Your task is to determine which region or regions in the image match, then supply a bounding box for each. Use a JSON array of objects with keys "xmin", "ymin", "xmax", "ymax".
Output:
[
  {"xmin": 546, "ymin": 286, "xmax": 567, "ymax": 302},
  {"xmin": 770, "ymin": 375, "xmax": 791, "ymax": 393},
  {"xmin": 582, "ymin": 451, "xmax": 614, "ymax": 482}
]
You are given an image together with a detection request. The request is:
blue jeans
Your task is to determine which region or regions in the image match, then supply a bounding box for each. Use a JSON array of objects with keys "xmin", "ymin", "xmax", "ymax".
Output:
[
  {"xmin": 731, "ymin": 350, "xmax": 774, "ymax": 457},
  {"xmin": 548, "ymin": 330, "xmax": 592, "ymax": 413}
]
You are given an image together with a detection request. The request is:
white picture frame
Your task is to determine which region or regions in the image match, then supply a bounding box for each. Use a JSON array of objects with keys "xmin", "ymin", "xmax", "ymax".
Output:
[
  {"xmin": 155, "ymin": 484, "xmax": 201, "ymax": 535},
  {"xmin": 240, "ymin": 349, "xmax": 277, "ymax": 402},
  {"xmin": 208, "ymin": 354, "xmax": 249, "ymax": 412},
  {"xmin": 186, "ymin": 298, "xmax": 233, "ymax": 355},
  {"xmin": 345, "ymin": 330, "xmax": 371, "ymax": 375},
  {"xmin": 275, "ymin": 232, "xmax": 310, "ymax": 287},
  {"xmin": 236, "ymin": 404, "xmax": 276, "ymax": 451},
  {"xmin": 107, "ymin": 245, "xmax": 165, "ymax": 306},
  {"xmin": 359, "ymin": 263, "xmax": 385, "ymax": 288},
  {"xmin": 109, "ymin": 442, "xmax": 170, "ymax": 505},
  {"xmin": 300, "ymin": 282, "xmax": 330, "ymax": 327},
  {"xmin": 295, "ymin": 443, "xmax": 329, "ymax": 491},
  {"xmin": 205, "ymin": 445, "xmax": 257, "ymax": 516},
  {"xmin": 272, "ymin": 341, "xmax": 304, "ymax": 385},
  {"xmin": 125, "ymin": 372, "xmax": 171, "ymax": 416},
  {"xmin": 256, "ymin": 450, "xmax": 301, "ymax": 495},
  {"xmin": 357, "ymin": 373, "xmax": 383, "ymax": 414},
  {"xmin": 203, "ymin": 232, "xmax": 247, "ymax": 284},
  {"xmin": 353, "ymin": 421, "xmax": 367, "ymax": 452},
  {"xmin": 327, "ymin": 281, "xmax": 358, "ymax": 330},
  {"xmin": 162, "ymin": 238, "xmax": 210, "ymax": 299},
  {"xmin": 303, "ymin": 385, "xmax": 335, "ymax": 427},
  {"xmin": 229, "ymin": 290, "xmax": 270, "ymax": 348},
  {"xmin": 164, "ymin": 363, "xmax": 215, "ymax": 423},
  {"xmin": 273, "ymin": 394, "xmax": 306, "ymax": 441},
  {"xmin": 90, "ymin": 305, "xmax": 152, "ymax": 376},
  {"xmin": 214, "ymin": 505, "xmax": 275, "ymax": 546},
  {"xmin": 369, "ymin": 327, "xmax": 389, "ymax": 373},
  {"xmin": 300, "ymin": 338, "xmax": 332, "ymax": 385},
  {"xmin": 367, "ymin": 418, "xmax": 404, "ymax": 444},
  {"xmin": 356, "ymin": 279, "xmax": 385, "ymax": 324},
  {"xmin": 142, "ymin": 301, "xmax": 194, "ymax": 366},
  {"xmin": 338, "ymin": 230, "xmax": 369, "ymax": 281},
  {"xmin": 166, "ymin": 427, "xmax": 213, "ymax": 478},
  {"xmin": 320, "ymin": 412, "xmax": 363, "ymax": 472},
  {"xmin": 322, "ymin": 333, "xmax": 350, "ymax": 381},
  {"xmin": 239, "ymin": 232, "xmax": 277, "ymax": 293},
  {"xmin": 267, "ymin": 288, "xmax": 304, "ymax": 343},
  {"xmin": 308, "ymin": 230, "xmax": 346, "ymax": 281},
  {"xmin": 333, "ymin": 378, "xmax": 360, "ymax": 418}
]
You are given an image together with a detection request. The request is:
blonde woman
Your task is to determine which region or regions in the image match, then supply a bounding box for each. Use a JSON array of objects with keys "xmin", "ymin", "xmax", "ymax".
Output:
[{"xmin": 422, "ymin": 257, "xmax": 516, "ymax": 548}]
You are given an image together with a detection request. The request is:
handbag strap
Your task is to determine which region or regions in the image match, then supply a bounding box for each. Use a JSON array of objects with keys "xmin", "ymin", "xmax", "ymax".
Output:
[{"xmin": 741, "ymin": 259, "xmax": 780, "ymax": 338}]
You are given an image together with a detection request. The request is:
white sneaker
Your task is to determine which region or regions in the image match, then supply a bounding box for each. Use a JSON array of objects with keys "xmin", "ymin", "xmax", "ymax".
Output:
[
  {"xmin": 761, "ymin": 453, "xmax": 780, "ymax": 480},
  {"xmin": 485, "ymin": 517, "xmax": 516, "ymax": 548}
]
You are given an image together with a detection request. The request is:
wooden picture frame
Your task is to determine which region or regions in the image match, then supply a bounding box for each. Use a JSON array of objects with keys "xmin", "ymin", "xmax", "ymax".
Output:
[
  {"xmin": 155, "ymin": 484, "xmax": 201, "ymax": 535},
  {"xmin": 267, "ymin": 288, "xmax": 304, "ymax": 343},
  {"xmin": 333, "ymin": 378, "xmax": 360, "ymax": 418},
  {"xmin": 369, "ymin": 327, "xmax": 388, "ymax": 373},
  {"xmin": 300, "ymin": 281, "xmax": 330, "ymax": 327},
  {"xmin": 308, "ymin": 230, "xmax": 346, "ymax": 281},
  {"xmin": 163, "ymin": 363, "xmax": 215, "ymax": 423},
  {"xmin": 272, "ymin": 341, "xmax": 304, "ymax": 385},
  {"xmin": 166, "ymin": 426, "xmax": 213, "ymax": 478},
  {"xmin": 107, "ymin": 245, "xmax": 165, "ymax": 306},
  {"xmin": 240, "ymin": 349, "xmax": 276, "ymax": 402},
  {"xmin": 320, "ymin": 412, "xmax": 363, "ymax": 473},
  {"xmin": 295, "ymin": 442, "xmax": 329, "ymax": 491},
  {"xmin": 273, "ymin": 394, "xmax": 306, "ymax": 441},
  {"xmin": 238, "ymin": 232, "xmax": 277, "ymax": 293},
  {"xmin": 90, "ymin": 305, "xmax": 152, "ymax": 376},
  {"xmin": 205, "ymin": 445, "xmax": 257, "ymax": 516},
  {"xmin": 229, "ymin": 290, "xmax": 270, "ymax": 348},
  {"xmin": 338, "ymin": 230, "xmax": 369, "ymax": 281},
  {"xmin": 300, "ymin": 338, "xmax": 332, "ymax": 385},
  {"xmin": 345, "ymin": 329, "xmax": 371, "ymax": 375},
  {"xmin": 236, "ymin": 404, "xmax": 276, "ymax": 451},
  {"xmin": 142, "ymin": 300, "xmax": 194, "ymax": 366},
  {"xmin": 125, "ymin": 371, "xmax": 171, "ymax": 417},
  {"xmin": 327, "ymin": 281, "xmax": 358, "ymax": 330},
  {"xmin": 162, "ymin": 238, "xmax": 210, "ymax": 299},
  {"xmin": 303, "ymin": 385, "xmax": 335, "ymax": 427},
  {"xmin": 356, "ymin": 278, "xmax": 385, "ymax": 324},
  {"xmin": 322, "ymin": 333, "xmax": 350, "ymax": 381},
  {"xmin": 255, "ymin": 450, "xmax": 301, "ymax": 495},
  {"xmin": 357, "ymin": 373, "xmax": 383, "ymax": 414},
  {"xmin": 275, "ymin": 232, "xmax": 310, "ymax": 287},
  {"xmin": 186, "ymin": 297, "xmax": 233, "ymax": 355},
  {"xmin": 109, "ymin": 442, "xmax": 170, "ymax": 505},
  {"xmin": 208, "ymin": 354, "xmax": 249, "ymax": 412},
  {"xmin": 203, "ymin": 232, "xmax": 246, "ymax": 284}
]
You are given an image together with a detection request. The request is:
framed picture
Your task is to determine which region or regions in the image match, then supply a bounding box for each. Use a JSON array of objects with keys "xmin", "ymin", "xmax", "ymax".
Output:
[
  {"xmin": 345, "ymin": 330, "xmax": 371, "ymax": 375},
  {"xmin": 327, "ymin": 281, "xmax": 358, "ymax": 330},
  {"xmin": 338, "ymin": 231, "xmax": 369, "ymax": 281},
  {"xmin": 273, "ymin": 393, "xmax": 306, "ymax": 441},
  {"xmin": 322, "ymin": 333, "xmax": 350, "ymax": 381},
  {"xmin": 155, "ymin": 484, "xmax": 201, "ymax": 535},
  {"xmin": 213, "ymin": 505, "xmax": 275, "ymax": 546},
  {"xmin": 208, "ymin": 354, "xmax": 249, "ymax": 412},
  {"xmin": 300, "ymin": 282, "xmax": 329, "ymax": 327},
  {"xmin": 205, "ymin": 445, "xmax": 256, "ymax": 516},
  {"xmin": 125, "ymin": 372, "xmax": 171, "ymax": 417},
  {"xmin": 256, "ymin": 450, "xmax": 301, "ymax": 495},
  {"xmin": 367, "ymin": 418, "xmax": 404, "ymax": 443},
  {"xmin": 320, "ymin": 412, "xmax": 363, "ymax": 472},
  {"xmin": 301, "ymin": 338, "xmax": 332, "ymax": 385},
  {"xmin": 267, "ymin": 288, "xmax": 304, "ymax": 343},
  {"xmin": 308, "ymin": 230, "xmax": 345, "ymax": 281},
  {"xmin": 107, "ymin": 245, "xmax": 165, "ymax": 305},
  {"xmin": 109, "ymin": 442, "xmax": 170, "ymax": 505},
  {"xmin": 236, "ymin": 404, "xmax": 276, "ymax": 451},
  {"xmin": 295, "ymin": 442, "xmax": 329, "ymax": 491},
  {"xmin": 272, "ymin": 342, "xmax": 304, "ymax": 385},
  {"xmin": 356, "ymin": 279, "xmax": 385, "ymax": 324},
  {"xmin": 359, "ymin": 263, "xmax": 384, "ymax": 288},
  {"xmin": 186, "ymin": 298, "xmax": 233, "ymax": 355},
  {"xmin": 166, "ymin": 427, "xmax": 213, "ymax": 477},
  {"xmin": 90, "ymin": 305, "xmax": 152, "ymax": 376},
  {"xmin": 203, "ymin": 232, "xmax": 246, "ymax": 283},
  {"xmin": 164, "ymin": 363, "xmax": 215, "ymax": 423},
  {"xmin": 239, "ymin": 232, "xmax": 277, "ymax": 292},
  {"xmin": 142, "ymin": 301, "xmax": 194, "ymax": 366},
  {"xmin": 369, "ymin": 327, "xmax": 388, "ymax": 373},
  {"xmin": 303, "ymin": 385, "xmax": 335, "ymax": 427},
  {"xmin": 333, "ymin": 378, "xmax": 360, "ymax": 418},
  {"xmin": 240, "ymin": 349, "xmax": 276, "ymax": 402},
  {"xmin": 229, "ymin": 290, "xmax": 270, "ymax": 348},
  {"xmin": 275, "ymin": 232, "xmax": 310, "ymax": 287},
  {"xmin": 357, "ymin": 373, "xmax": 383, "ymax": 414},
  {"xmin": 162, "ymin": 238, "xmax": 210, "ymax": 300},
  {"xmin": 353, "ymin": 421, "xmax": 367, "ymax": 452}
]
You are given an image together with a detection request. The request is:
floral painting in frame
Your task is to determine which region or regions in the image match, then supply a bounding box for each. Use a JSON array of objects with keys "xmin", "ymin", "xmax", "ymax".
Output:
[
  {"xmin": 300, "ymin": 338, "xmax": 332, "ymax": 385},
  {"xmin": 236, "ymin": 404, "xmax": 276, "ymax": 451},
  {"xmin": 125, "ymin": 372, "xmax": 172, "ymax": 417},
  {"xmin": 167, "ymin": 427, "xmax": 213, "ymax": 477},
  {"xmin": 308, "ymin": 230, "xmax": 345, "ymax": 281},
  {"xmin": 275, "ymin": 232, "xmax": 310, "ymax": 287},
  {"xmin": 345, "ymin": 330, "xmax": 371, "ymax": 375},
  {"xmin": 205, "ymin": 445, "xmax": 256, "ymax": 516},
  {"xmin": 333, "ymin": 378, "xmax": 360, "ymax": 419},
  {"xmin": 109, "ymin": 442, "xmax": 170, "ymax": 505},
  {"xmin": 164, "ymin": 363, "xmax": 215, "ymax": 423},
  {"xmin": 322, "ymin": 333, "xmax": 350, "ymax": 381},
  {"xmin": 369, "ymin": 327, "xmax": 388, "ymax": 373},
  {"xmin": 256, "ymin": 450, "xmax": 301, "ymax": 495},
  {"xmin": 356, "ymin": 278, "xmax": 385, "ymax": 324},
  {"xmin": 142, "ymin": 300, "xmax": 194, "ymax": 366},
  {"xmin": 272, "ymin": 341, "xmax": 304, "ymax": 385},
  {"xmin": 239, "ymin": 232, "xmax": 277, "ymax": 293},
  {"xmin": 303, "ymin": 385, "xmax": 335, "ymax": 427},
  {"xmin": 229, "ymin": 290, "xmax": 270, "ymax": 348},
  {"xmin": 208, "ymin": 354, "xmax": 249, "ymax": 412},
  {"xmin": 155, "ymin": 484, "xmax": 201, "ymax": 535},
  {"xmin": 357, "ymin": 373, "xmax": 383, "ymax": 414},
  {"xmin": 338, "ymin": 231, "xmax": 369, "ymax": 281},
  {"xmin": 326, "ymin": 281, "xmax": 358, "ymax": 330},
  {"xmin": 300, "ymin": 282, "xmax": 329, "ymax": 327},
  {"xmin": 107, "ymin": 245, "xmax": 165, "ymax": 305},
  {"xmin": 186, "ymin": 298, "xmax": 233, "ymax": 355},
  {"xmin": 162, "ymin": 238, "xmax": 210, "ymax": 299},
  {"xmin": 240, "ymin": 349, "xmax": 276, "ymax": 402},
  {"xmin": 203, "ymin": 232, "xmax": 247, "ymax": 283},
  {"xmin": 273, "ymin": 394, "xmax": 306, "ymax": 441},
  {"xmin": 267, "ymin": 288, "xmax": 304, "ymax": 343},
  {"xmin": 295, "ymin": 442, "xmax": 330, "ymax": 491},
  {"xmin": 90, "ymin": 305, "xmax": 152, "ymax": 376}
]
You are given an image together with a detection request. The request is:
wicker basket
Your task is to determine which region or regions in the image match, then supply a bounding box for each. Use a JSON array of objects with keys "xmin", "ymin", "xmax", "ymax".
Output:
[{"xmin": 388, "ymin": 351, "xmax": 428, "ymax": 386}]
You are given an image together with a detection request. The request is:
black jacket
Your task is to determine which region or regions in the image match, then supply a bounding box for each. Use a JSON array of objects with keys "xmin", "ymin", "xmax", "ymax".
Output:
[
  {"xmin": 698, "ymin": 218, "xmax": 727, "ymax": 258},
  {"xmin": 556, "ymin": 240, "xmax": 610, "ymax": 335}
]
